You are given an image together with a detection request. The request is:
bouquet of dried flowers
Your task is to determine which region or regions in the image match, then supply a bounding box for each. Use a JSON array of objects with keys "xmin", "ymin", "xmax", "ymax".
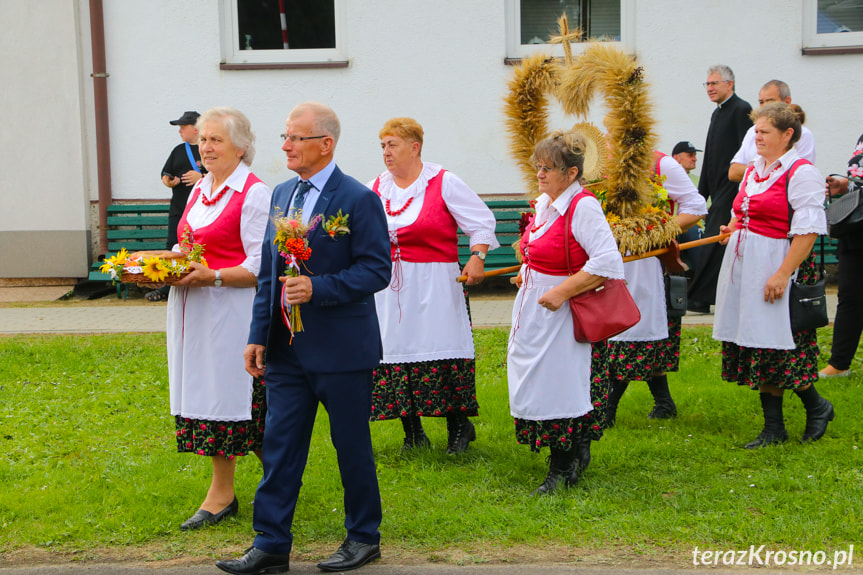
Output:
[{"xmin": 272, "ymin": 209, "xmax": 321, "ymax": 341}]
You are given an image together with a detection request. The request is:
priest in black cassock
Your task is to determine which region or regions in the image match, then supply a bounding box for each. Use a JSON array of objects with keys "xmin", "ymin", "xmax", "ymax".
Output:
[{"xmin": 687, "ymin": 65, "xmax": 752, "ymax": 313}]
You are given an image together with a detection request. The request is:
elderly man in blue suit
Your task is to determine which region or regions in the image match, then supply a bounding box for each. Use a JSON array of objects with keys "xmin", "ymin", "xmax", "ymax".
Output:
[{"xmin": 217, "ymin": 102, "xmax": 391, "ymax": 575}]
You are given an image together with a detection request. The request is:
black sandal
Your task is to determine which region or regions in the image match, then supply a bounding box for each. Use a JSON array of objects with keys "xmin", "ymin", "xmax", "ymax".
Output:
[{"xmin": 145, "ymin": 286, "xmax": 170, "ymax": 302}]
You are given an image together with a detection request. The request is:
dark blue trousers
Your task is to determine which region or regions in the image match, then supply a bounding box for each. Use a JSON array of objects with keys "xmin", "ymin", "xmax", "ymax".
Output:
[{"xmin": 252, "ymin": 342, "xmax": 382, "ymax": 554}]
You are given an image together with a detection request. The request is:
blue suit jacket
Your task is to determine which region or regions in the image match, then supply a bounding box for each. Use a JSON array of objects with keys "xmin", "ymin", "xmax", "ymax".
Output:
[{"xmin": 248, "ymin": 165, "xmax": 391, "ymax": 373}]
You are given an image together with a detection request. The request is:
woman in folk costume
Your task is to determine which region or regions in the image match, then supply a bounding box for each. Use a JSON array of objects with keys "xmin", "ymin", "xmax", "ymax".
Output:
[
  {"xmin": 368, "ymin": 117, "xmax": 499, "ymax": 454},
  {"xmin": 605, "ymin": 152, "xmax": 706, "ymax": 424},
  {"xmin": 165, "ymin": 107, "xmax": 271, "ymax": 529},
  {"xmin": 507, "ymin": 130, "xmax": 625, "ymax": 495},
  {"xmin": 713, "ymin": 102, "xmax": 833, "ymax": 447}
]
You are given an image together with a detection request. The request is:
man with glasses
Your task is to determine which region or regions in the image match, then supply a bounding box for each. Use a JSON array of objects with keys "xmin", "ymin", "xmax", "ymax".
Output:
[
  {"xmin": 687, "ymin": 65, "xmax": 752, "ymax": 314},
  {"xmin": 728, "ymin": 80, "xmax": 816, "ymax": 183},
  {"xmin": 218, "ymin": 101, "xmax": 390, "ymax": 575}
]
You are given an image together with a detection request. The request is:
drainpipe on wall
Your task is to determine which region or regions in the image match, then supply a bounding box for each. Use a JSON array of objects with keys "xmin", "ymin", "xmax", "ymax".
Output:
[{"xmin": 89, "ymin": 0, "xmax": 111, "ymax": 253}]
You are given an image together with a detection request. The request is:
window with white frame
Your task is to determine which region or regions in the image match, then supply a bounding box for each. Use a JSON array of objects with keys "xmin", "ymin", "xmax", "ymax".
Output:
[
  {"xmin": 803, "ymin": 0, "xmax": 863, "ymax": 53},
  {"xmin": 505, "ymin": 0, "xmax": 633, "ymax": 61},
  {"xmin": 220, "ymin": 0, "xmax": 347, "ymax": 67}
]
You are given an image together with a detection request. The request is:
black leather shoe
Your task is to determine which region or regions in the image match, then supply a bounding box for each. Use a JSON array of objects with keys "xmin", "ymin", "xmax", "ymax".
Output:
[
  {"xmin": 445, "ymin": 416, "xmax": 476, "ymax": 454},
  {"xmin": 801, "ymin": 398, "xmax": 834, "ymax": 443},
  {"xmin": 180, "ymin": 496, "xmax": 239, "ymax": 531},
  {"xmin": 317, "ymin": 539, "xmax": 381, "ymax": 572},
  {"xmin": 216, "ymin": 547, "xmax": 290, "ymax": 575},
  {"xmin": 744, "ymin": 429, "xmax": 788, "ymax": 449}
]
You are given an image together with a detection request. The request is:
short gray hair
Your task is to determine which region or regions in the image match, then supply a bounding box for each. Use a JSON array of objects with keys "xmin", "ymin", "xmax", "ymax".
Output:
[
  {"xmin": 289, "ymin": 101, "xmax": 341, "ymax": 147},
  {"xmin": 707, "ymin": 65, "xmax": 735, "ymax": 85},
  {"xmin": 197, "ymin": 107, "xmax": 256, "ymax": 165},
  {"xmin": 762, "ymin": 79, "xmax": 791, "ymax": 101}
]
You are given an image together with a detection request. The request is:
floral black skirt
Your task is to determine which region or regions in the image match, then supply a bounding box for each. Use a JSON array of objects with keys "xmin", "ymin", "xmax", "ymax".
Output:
[
  {"xmin": 606, "ymin": 317, "xmax": 682, "ymax": 383},
  {"xmin": 514, "ymin": 342, "xmax": 611, "ymax": 453},
  {"xmin": 370, "ymin": 358, "xmax": 479, "ymax": 421},
  {"xmin": 721, "ymin": 253, "xmax": 820, "ymax": 390},
  {"xmin": 175, "ymin": 377, "xmax": 267, "ymax": 459}
]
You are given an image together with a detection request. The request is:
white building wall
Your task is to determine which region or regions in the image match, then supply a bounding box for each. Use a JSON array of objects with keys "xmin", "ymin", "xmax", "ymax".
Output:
[{"xmin": 0, "ymin": 0, "xmax": 90, "ymax": 278}]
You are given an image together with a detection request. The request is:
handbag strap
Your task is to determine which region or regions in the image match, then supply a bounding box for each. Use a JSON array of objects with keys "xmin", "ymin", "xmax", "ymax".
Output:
[
  {"xmin": 564, "ymin": 195, "xmax": 574, "ymax": 275},
  {"xmin": 783, "ymin": 158, "xmax": 825, "ymax": 278}
]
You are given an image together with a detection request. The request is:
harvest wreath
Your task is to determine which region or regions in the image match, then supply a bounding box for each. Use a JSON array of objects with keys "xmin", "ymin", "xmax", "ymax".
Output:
[{"xmin": 503, "ymin": 15, "xmax": 681, "ymax": 257}]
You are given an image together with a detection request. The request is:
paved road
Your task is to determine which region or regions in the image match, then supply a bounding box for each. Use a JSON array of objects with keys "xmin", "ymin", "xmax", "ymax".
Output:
[{"xmin": 0, "ymin": 563, "xmax": 808, "ymax": 575}]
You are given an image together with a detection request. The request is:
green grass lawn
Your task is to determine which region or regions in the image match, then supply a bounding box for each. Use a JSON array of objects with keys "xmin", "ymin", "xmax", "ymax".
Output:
[{"xmin": 0, "ymin": 327, "xmax": 861, "ymax": 565}]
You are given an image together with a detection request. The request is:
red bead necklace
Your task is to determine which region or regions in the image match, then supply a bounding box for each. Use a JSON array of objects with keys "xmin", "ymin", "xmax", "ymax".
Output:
[
  {"xmin": 201, "ymin": 186, "xmax": 229, "ymax": 206},
  {"xmin": 385, "ymin": 196, "xmax": 413, "ymax": 217},
  {"xmin": 752, "ymin": 163, "xmax": 782, "ymax": 184}
]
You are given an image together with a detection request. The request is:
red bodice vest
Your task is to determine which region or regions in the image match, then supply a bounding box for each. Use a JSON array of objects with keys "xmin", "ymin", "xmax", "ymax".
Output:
[
  {"xmin": 520, "ymin": 190, "xmax": 593, "ymax": 276},
  {"xmin": 734, "ymin": 159, "xmax": 809, "ymax": 240},
  {"xmin": 373, "ymin": 170, "xmax": 459, "ymax": 263},
  {"xmin": 177, "ymin": 172, "xmax": 262, "ymax": 269}
]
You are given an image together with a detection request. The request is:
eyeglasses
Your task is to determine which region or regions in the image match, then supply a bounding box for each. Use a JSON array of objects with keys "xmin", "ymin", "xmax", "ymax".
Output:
[
  {"xmin": 280, "ymin": 133, "xmax": 327, "ymax": 143},
  {"xmin": 534, "ymin": 164, "xmax": 560, "ymax": 173},
  {"xmin": 703, "ymin": 80, "xmax": 729, "ymax": 88}
]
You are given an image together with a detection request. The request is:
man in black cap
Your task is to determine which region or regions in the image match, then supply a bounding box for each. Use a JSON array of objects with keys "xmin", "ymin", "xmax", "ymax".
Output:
[
  {"xmin": 147, "ymin": 111, "xmax": 206, "ymax": 301},
  {"xmin": 671, "ymin": 141, "xmax": 702, "ymax": 182}
]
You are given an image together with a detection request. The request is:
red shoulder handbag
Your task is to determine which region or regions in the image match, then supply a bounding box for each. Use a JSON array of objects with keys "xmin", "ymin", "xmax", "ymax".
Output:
[{"xmin": 564, "ymin": 198, "xmax": 640, "ymax": 343}]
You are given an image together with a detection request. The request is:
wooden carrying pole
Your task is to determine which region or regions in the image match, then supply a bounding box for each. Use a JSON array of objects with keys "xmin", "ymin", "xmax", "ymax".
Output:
[{"xmin": 455, "ymin": 232, "xmax": 731, "ymax": 283}]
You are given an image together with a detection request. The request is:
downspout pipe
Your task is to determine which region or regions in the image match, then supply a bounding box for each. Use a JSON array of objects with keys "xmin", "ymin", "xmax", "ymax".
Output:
[{"xmin": 89, "ymin": 0, "xmax": 111, "ymax": 253}]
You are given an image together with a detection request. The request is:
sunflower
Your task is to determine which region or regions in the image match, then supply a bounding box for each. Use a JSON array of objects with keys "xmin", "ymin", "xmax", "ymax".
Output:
[
  {"xmin": 99, "ymin": 247, "xmax": 130, "ymax": 274},
  {"xmin": 141, "ymin": 256, "xmax": 170, "ymax": 282}
]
